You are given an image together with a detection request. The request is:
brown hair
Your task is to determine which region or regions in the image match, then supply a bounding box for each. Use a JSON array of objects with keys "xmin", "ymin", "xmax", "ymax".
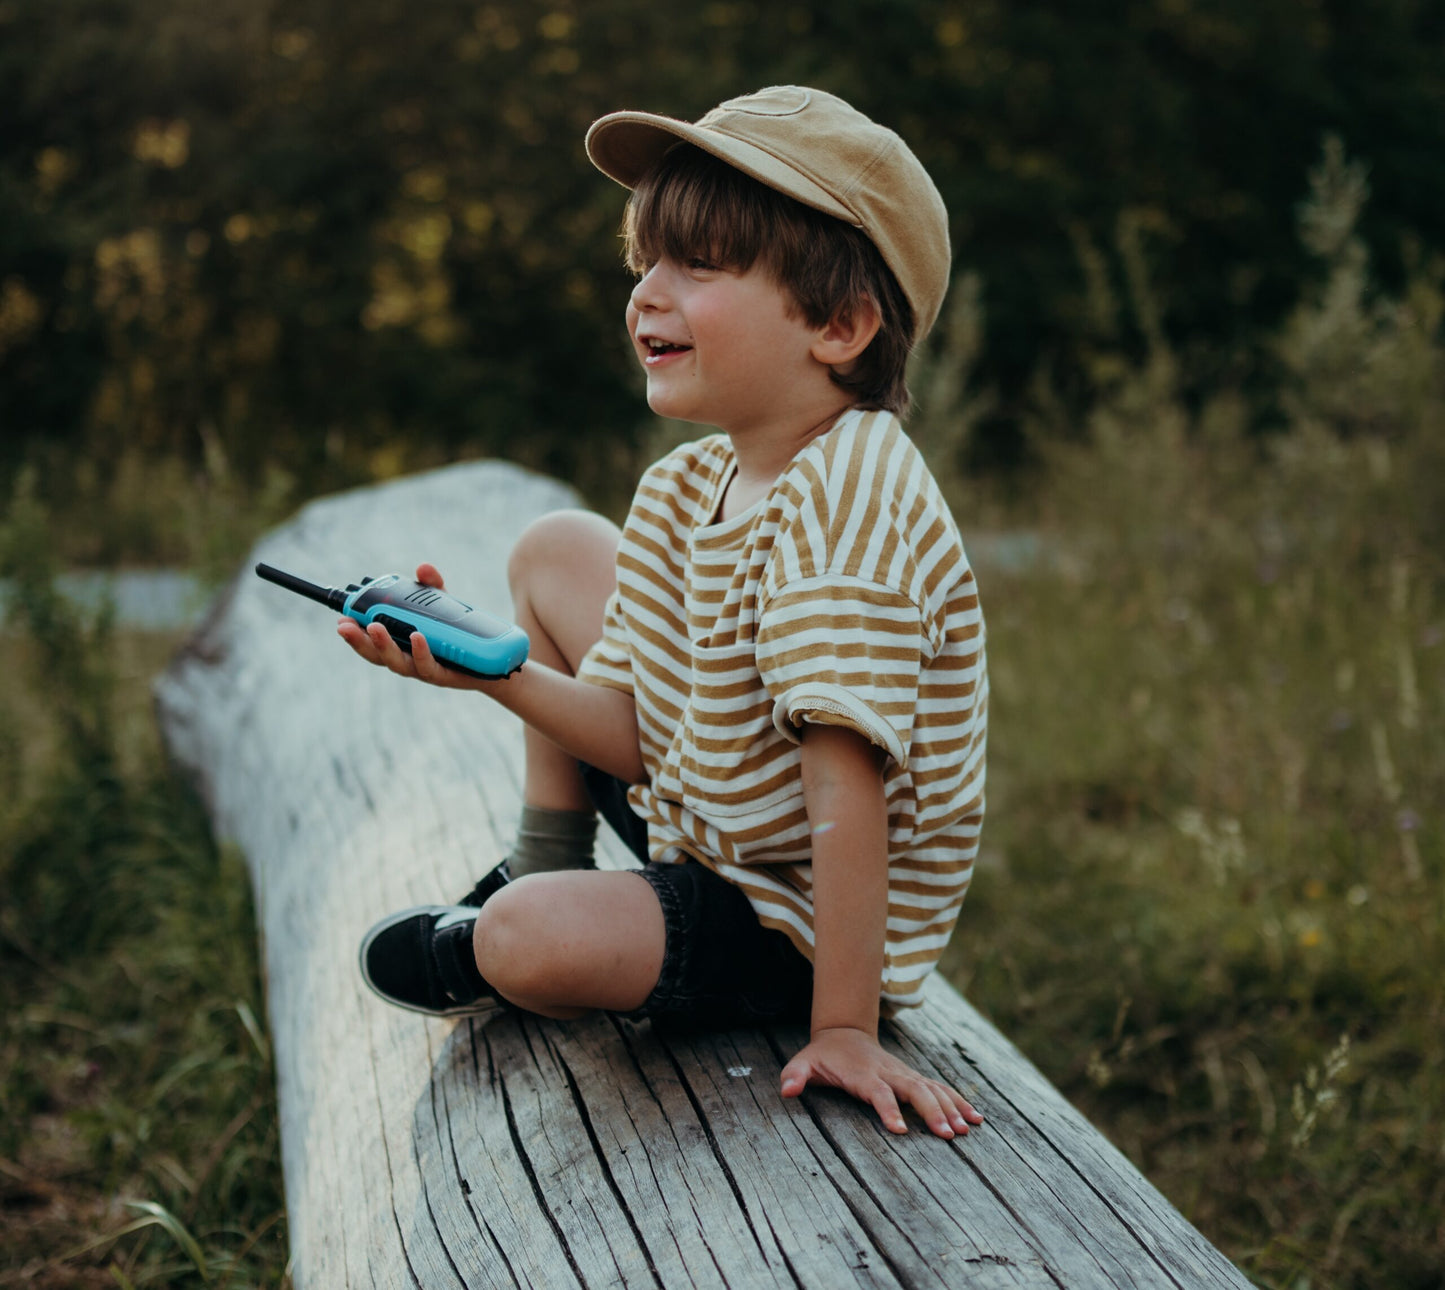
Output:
[{"xmin": 623, "ymin": 144, "xmax": 915, "ymax": 416}]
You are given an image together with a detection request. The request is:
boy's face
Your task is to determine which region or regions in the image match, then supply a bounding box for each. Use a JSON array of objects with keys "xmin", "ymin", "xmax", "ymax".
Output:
[{"xmin": 626, "ymin": 256, "xmax": 830, "ymax": 436}]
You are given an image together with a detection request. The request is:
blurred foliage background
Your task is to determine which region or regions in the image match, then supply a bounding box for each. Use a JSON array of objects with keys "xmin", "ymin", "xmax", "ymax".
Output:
[
  {"xmin": 2, "ymin": 1, "xmax": 1443, "ymax": 1287},
  {"xmin": 3, "ymin": 0, "xmax": 1444, "ymax": 530}
]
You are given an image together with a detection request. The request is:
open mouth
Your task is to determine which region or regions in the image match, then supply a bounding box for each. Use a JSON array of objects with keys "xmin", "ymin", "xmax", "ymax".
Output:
[{"xmin": 643, "ymin": 338, "xmax": 692, "ymax": 362}]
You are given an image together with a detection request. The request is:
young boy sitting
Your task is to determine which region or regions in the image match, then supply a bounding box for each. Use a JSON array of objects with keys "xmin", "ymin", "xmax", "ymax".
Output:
[{"xmin": 342, "ymin": 86, "xmax": 989, "ymax": 1141}]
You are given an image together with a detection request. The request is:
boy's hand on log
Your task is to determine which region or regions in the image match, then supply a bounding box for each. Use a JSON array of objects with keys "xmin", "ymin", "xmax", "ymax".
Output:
[
  {"xmin": 336, "ymin": 563, "xmax": 481, "ymax": 690},
  {"xmin": 780, "ymin": 1026, "xmax": 984, "ymax": 1140}
]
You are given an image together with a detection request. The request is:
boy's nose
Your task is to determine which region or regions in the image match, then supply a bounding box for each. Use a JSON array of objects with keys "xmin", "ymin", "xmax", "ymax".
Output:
[{"xmin": 629, "ymin": 263, "xmax": 667, "ymax": 313}]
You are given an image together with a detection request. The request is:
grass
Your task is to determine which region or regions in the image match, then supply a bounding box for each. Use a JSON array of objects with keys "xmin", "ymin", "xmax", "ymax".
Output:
[
  {"xmin": 943, "ymin": 422, "xmax": 1443, "ymax": 1289},
  {"xmin": 0, "ymin": 494, "xmax": 288, "ymax": 1287},
  {"xmin": 935, "ymin": 149, "xmax": 1444, "ymax": 1287}
]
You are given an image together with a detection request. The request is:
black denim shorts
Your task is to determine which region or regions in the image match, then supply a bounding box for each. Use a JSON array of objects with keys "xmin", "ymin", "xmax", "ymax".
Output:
[{"xmin": 579, "ymin": 763, "xmax": 814, "ymax": 1031}]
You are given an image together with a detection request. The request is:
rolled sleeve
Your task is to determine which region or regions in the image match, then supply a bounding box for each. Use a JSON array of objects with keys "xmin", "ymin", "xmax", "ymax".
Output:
[{"xmin": 755, "ymin": 578, "xmax": 924, "ymax": 770}]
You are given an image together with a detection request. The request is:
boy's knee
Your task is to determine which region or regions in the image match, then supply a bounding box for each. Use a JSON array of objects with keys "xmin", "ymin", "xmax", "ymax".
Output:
[
  {"xmin": 506, "ymin": 509, "xmax": 618, "ymax": 595},
  {"xmin": 473, "ymin": 881, "xmax": 557, "ymax": 1001}
]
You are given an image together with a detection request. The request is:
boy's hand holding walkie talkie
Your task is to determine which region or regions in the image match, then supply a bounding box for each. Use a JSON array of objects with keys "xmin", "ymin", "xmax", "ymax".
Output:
[{"xmin": 256, "ymin": 561, "xmax": 529, "ymax": 685}]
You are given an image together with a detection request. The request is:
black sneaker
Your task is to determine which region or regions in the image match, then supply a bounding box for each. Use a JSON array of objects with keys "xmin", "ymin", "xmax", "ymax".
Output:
[
  {"xmin": 456, "ymin": 860, "xmax": 511, "ymax": 909},
  {"xmin": 358, "ymin": 905, "xmax": 497, "ymax": 1018}
]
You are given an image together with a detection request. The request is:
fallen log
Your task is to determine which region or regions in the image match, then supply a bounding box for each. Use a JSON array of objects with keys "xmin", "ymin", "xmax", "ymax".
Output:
[{"xmin": 154, "ymin": 459, "xmax": 1252, "ymax": 1289}]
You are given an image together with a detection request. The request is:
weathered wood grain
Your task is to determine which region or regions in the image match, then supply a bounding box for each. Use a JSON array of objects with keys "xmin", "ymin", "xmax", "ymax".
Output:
[{"xmin": 154, "ymin": 460, "xmax": 1252, "ymax": 1289}]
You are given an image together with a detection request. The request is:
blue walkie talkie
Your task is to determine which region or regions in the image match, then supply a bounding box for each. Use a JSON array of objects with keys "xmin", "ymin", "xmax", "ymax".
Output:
[{"xmin": 255, "ymin": 563, "xmax": 529, "ymax": 679}]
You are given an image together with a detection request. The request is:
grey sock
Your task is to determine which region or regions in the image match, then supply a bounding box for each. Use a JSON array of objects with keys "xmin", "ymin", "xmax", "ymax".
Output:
[{"xmin": 507, "ymin": 805, "xmax": 598, "ymax": 878}]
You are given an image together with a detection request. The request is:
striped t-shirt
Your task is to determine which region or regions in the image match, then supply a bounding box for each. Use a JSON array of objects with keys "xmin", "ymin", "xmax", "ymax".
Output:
[{"xmin": 578, "ymin": 407, "xmax": 987, "ymax": 1009}]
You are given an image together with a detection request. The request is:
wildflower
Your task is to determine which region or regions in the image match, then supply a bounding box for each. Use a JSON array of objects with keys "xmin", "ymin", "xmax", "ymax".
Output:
[{"xmin": 1291, "ymin": 1034, "xmax": 1350, "ymax": 1149}]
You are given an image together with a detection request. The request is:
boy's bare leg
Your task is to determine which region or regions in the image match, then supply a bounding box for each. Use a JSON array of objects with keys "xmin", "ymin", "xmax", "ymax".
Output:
[
  {"xmin": 503, "ymin": 510, "xmax": 622, "ymax": 811},
  {"xmin": 474, "ymin": 869, "xmax": 666, "ymax": 1017},
  {"xmin": 478, "ymin": 513, "xmax": 667, "ymax": 1011}
]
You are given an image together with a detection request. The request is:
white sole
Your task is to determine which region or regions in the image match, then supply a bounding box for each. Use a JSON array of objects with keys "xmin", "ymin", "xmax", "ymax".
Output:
[{"xmin": 357, "ymin": 905, "xmax": 500, "ymax": 1018}]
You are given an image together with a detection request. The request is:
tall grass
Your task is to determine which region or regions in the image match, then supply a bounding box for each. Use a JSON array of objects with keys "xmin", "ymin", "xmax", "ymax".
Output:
[
  {"xmin": 940, "ymin": 140, "xmax": 1444, "ymax": 1289},
  {"xmin": 0, "ymin": 484, "xmax": 288, "ymax": 1287}
]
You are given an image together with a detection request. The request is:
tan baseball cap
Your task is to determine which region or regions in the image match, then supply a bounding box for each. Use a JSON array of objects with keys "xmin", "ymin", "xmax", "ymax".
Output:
[{"xmin": 586, "ymin": 86, "xmax": 951, "ymax": 343}]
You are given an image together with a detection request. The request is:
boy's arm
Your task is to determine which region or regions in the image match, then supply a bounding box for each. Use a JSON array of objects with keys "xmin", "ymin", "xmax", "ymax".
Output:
[
  {"xmin": 336, "ymin": 566, "xmax": 644, "ymax": 784},
  {"xmin": 780, "ymin": 723, "xmax": 984, "ymax": 1139}
]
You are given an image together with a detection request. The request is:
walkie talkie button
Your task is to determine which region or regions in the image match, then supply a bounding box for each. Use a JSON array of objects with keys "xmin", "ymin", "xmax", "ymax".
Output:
[{"xmin": 374, "ymin": 614, "xmax": 412, "ymax": 644}]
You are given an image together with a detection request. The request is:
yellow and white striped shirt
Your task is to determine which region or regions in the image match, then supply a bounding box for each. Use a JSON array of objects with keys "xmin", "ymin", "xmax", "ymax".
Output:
[{"xmin": 578, "ymin": 407, "xmax": 987, "ymax": 1009}]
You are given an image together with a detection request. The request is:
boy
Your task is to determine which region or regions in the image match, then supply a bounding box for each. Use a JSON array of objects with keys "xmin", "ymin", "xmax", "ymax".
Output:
[{"xmin": 343, "ymin": 87, "xmax": 988, "ymax": 1140}]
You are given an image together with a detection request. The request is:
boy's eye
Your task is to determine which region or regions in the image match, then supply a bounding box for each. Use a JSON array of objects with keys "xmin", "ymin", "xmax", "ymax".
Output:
[{"xmin": 687, "ymin": 256, "xmax": 718, "ymax": 272}]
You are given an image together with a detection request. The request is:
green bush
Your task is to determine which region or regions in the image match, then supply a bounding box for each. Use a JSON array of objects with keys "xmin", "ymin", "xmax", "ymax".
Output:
[{"xmin": 5, "ymin": 0, "xmax": 1444, "ymax": 508}]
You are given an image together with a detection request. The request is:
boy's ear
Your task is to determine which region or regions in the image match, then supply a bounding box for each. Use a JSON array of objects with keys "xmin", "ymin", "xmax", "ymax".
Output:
[{"xmin": 810, "ymin": 296, "xmax": 882, "ymax": 368}]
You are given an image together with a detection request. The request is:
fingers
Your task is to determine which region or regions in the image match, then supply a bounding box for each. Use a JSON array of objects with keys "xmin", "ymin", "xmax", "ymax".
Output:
[
  {"xmin": 853, "ymin": 1053, "xmax": 982, "ymax": 1138},
  {"xmin": 338, "ymin": 616, "xmax": 476, "ymax": 690},
  {"xmin": 931, "ymin": 1081, "xmax": 983, "ymax": 1136},
  {"xmin": 336, "ymin": 617, "xmax": 418, "ymax": 677},
  {"xmin": 407, "ymin": 630, "xmax": 450, "ymax": 683},
  {"xmin": 868, "ymin": 1082, "xmax": 908, "ymax": 1135},
  {"xmin": 953, "ymin": 1090, "xmax": 986, "ymax": 1127},
  {"xmin": 866, "ymin": 1067, "xmax": 983, "ymax": 1139},
  {"xmin": 780, "ymin": 1043, "xmax": 982, "ymax": 1140},
  {"xmin": 779, "ymin": 1055, "xmax": 810, "ymax": 1099},
  {"xmin": 779, "ymin": 1056, "xmax": 914, "ymax": 1136},
  {"xmin": 338, "ymin": 617, "xmax": 389, "ymax": 665},
  {"xmin": 416, "ymin": 562, "xmax": 445, "ymax": 590},
  {"xmin": 367, "ymin": 622, "xmax": 420, "ymax": 675},
  {"xmin": 898, "ymin": 1077, "xmax": 973, "ymax": 1139}
]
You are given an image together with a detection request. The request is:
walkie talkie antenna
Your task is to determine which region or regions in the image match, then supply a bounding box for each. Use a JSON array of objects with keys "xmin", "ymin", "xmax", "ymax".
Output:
[{"xmin": 255, "ymin": 563, "xmax": 348, "ymax": 611}]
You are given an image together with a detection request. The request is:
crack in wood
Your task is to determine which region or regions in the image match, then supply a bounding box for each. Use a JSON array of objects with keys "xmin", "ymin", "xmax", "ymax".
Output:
[
  {"xmin": 416, "ymin": 1167, "xmax": 471, "ymax": 1288},
  {"xmin": 761, "ymin": 1211, "xmax": 806, "ymax": 1290},
  {"xmin": 928, "ymin": 1022, "xmax": 1153, "ymax": 1245},
  {"xmin": 435, "ymin": 1056, "xmax": 521, "ymax": 1288},
  {"xmin": 551, "ymin": 1034, "xmax": 666, "ymax": 1289},
  {"xmin": 490, "ymin": 1027, "xmax": 588, "ymax": 1288},
  {"xmin": 654, "ymin": 1034, "xmax": 778, "ymax": 1271},
  {"xmin": 758, "ymin": 1030, "xmax": 923, "ymax": 1289},
  {"xmin": 478, "ymin": 1211, "xmax": 523, "ymax": 1290},
  {"xmin": 963, "ymin": 1107, "xmax": 1140, "ymax": 1286},
  {"xmin": 955, "ymin": 1155, "xmax": 1068, "ymax": 1290},
  {"xmin": 878, "ymin": 1027, "xmax": 1097, "ymax": 1283},
  {"xmin": 468, "ymin": 1016, "xmax": 501, "ymax": 1095},
  {"xmin": 891, "ymin": 1020, "xmax": 1181, "ymax": 1288},
  {"xmin": 689, "ymin": 1202, "xmax": 734, "ymax": 1288},
  {"xmin": 388, "ymin": 1203, "xmax": 427, "ymax": 1289},
  {"xmin": 360, "ymin": 1004, "xmax": 420, "ymax": 1288},
  {"xmin": 953, "ymin": 1056, "xmax": 1190, "ymax": 1289}
]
